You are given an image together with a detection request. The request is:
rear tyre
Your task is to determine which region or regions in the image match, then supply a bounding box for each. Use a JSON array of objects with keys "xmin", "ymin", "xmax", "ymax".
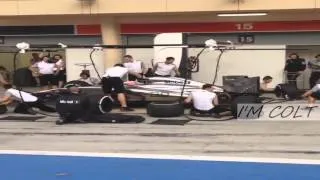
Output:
[{"xmin": 147, "ymin": 101, "xmax": 184, "ymax": 117}]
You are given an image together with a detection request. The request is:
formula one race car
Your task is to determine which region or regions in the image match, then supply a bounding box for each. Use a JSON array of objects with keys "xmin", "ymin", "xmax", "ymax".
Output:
[
  {"xmin": 124, "ymin": 77, "xmax": 226, "ymax": 100},
  {"xmin": 34, "ymin": 76, "xmax": 262, "ymax": 115}
]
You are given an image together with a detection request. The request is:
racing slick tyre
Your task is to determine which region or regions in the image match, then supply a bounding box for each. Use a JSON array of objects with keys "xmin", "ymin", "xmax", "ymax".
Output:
[
  {"xmin": 56, "ymin": 93, "xmax": 113, "ymax": 118},
  {"xmin": 0, "ymin": 104, "xmax": 7, "ymax": 114},
  {"xmin": 147, "ymin": 101, "xmax": 184, "ymax": 117},
  {"xmin": 217, "ymin": 92, "xmax": 232, "ymax": 105},
  {"xmin": 230, "ymin": 95, "xmax": 262, "ymax": 119},
  {"xmin": 274, "ymin": 83, "xmax": 299, "ymax": 100},
  {"xmin": 86, "ymin": 94, "xmax": 113, "ymax": 115}
]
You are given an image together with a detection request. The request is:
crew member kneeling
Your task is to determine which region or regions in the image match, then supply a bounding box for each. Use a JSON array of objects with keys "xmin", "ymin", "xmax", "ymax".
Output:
[
  {"xmin": 302, "ymin": 83, "xmax": 320, "ymax": 108},
  {"xmin": 184, "ymin": 84, "xmax": 222, "ymax": 117},
  {"xmin": 102, "ymin": 64, "xmax": 134, "ymax": 112},
  {"xmin": 55, "ymin": 85, "xmax": 90, "ymax": 125},
  {"xmin": 0, "ymin": 84, "xmax": 56, "ymax": 114}
]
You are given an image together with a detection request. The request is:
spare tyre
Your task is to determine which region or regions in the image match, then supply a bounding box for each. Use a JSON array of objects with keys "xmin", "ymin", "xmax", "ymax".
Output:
[
  {"xmin": 56, "ymin": 93, "xmax": 113, "ymax": 121},
  {"xmin": 147, "ymin": 101, "xmax": 184, "ymax": 117},
  {"xmin": 274, "ymin": 83, "xmax": 299, "ymax": 100},
  {"xmin": 230, "ymin": 95, "xmax": 262, "ymax": 119}
]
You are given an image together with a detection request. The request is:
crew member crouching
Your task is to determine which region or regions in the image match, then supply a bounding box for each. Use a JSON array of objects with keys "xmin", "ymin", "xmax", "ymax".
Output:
[
  {"xmin": 0, "ymin": 84, "xmax": 56, "ymax": 114},
  {"xmin": 102, "ymin": 64, "xmax": 134, "ymax": 112},
  {"xmin": 184, "ymin": 84, "xmax": 223, "ymax": 117},
  {"xmin": 55, "ymin": 84, "xmax": 90, "ymax": 125},
  {"xmin": 302, "ymin": 83, "xmax": 320, "ymax": 108}
]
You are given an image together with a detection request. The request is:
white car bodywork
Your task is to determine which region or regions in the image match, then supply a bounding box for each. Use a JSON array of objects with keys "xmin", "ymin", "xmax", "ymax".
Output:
[
  {"xmin": 124, "ymin": 77, "xmax": 224, "ymax": 97},
  {"xmin": 36, "ymin": 77, "xmax": 226, "ymax": 103}
]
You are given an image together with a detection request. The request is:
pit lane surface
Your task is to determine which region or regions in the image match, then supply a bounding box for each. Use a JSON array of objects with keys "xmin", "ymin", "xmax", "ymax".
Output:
[
  {"xmin": 0, "ymin": 107, "xmax": 320, "ymax": 159},
  {"xmin": 0, "ymin": 87, "xmax": 319, "ymax": 158},
  {"xmin": 1, "ymin": 108, "xmax": 320, "ymax": 180},
  {"xmin": 1, "ymin": 87, "xmax": 320, "ymax": 179}
]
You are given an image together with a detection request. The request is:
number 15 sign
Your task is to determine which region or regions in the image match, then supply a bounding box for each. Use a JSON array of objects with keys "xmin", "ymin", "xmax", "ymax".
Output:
[
  {"xmin": 238, "ymin": 34, "xmax": 255, "ymax": 44},
  {"xmin": 235, "ymin": 23, "xmax": 254, "ymax": 31}
]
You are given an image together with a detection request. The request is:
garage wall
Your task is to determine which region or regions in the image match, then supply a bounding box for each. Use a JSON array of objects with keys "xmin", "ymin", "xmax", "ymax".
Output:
[
  {"xmin": 123, "ymin": 33, "xmax": 320, "ymax": 89},
  {"xmin": 189, "ymin": 45, "xmax": 287, "ymax": 87},
  {"xmin": 1, "ymin": 33, "xmax": 320, "ymax": 88},
  {"xmin": 127, "ymin": 45, "xmax": 287, "ymax": 87},
  {"xmin": 0, "ymin": 35, "xmax": 103, "ymax": 46},
  {"xmin": 124, "ymin": 33, "xmax": 320, "ymax": 89},
  {"xmin": 1, "ymin": 32, "xmax": 320, "ymax": 47},
  {"xmin": 65, "ymin": 48, "xmax": 105, "ymax": 81},
  {"xmin": 122, "ymin": 32, "xmax": 320, "ymax": 46},
  {"xmin": 124, "ymin": 35, "xmax": 155, "ymax": 68},
  {"xmin": 187, "ymin": 32, "xmax": 320, "ymax": 45}
]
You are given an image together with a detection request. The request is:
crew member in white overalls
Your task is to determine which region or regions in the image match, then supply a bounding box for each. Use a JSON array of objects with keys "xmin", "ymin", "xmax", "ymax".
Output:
[
  {"xmin": 102, "ymin": 64, "xmax": 134, "ymax": 112},
  {"xmin": 123, "ymin": 55, "xmax": 147, "ymax": 81},
  {"xmin": 0, "ymin": 84, "xmax": 56, "ymax": 114},
  {"xmin": 35, "ymin": 56, "xmax": 58, "ymax": 90},
  {"xmin": 53, "ymin": 54, "xmax": 66, "ymax": 88},
  {"xmin": 153, "ymin": 57, "xmax": 180, "ymax": 77},
  {"xmin": 302, "ymin": 83, "xmax": 320, "ymax": 108},
  {"xmin": 184, "ymin": 84, "xmax": 222, "ymax": 117}
]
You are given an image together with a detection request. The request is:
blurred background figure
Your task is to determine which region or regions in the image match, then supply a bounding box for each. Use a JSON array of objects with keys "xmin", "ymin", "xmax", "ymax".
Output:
[
  {"xmin": 78, "ymin": 71, "xmax": 100, "ymax": 86},
  {"xmin": 0, "ymin": 66, "xmax": 10, "ymax": 84},
  {"xmin": 153, "ymin": 57, "xmax": 180, "ymax": 77},
  {"xmin": 28, "ymin": 53, "xmax": 41, "ymax": 86},
  {"xmin": 52, "ymin": 54, "xmax": 66, "ymax": 88},
  {"xmin": 35, "ymin": 56, "xmax": 58, "ymax": 90},
  {"xmin": 284, "ymin": 53, "xmax": 306, "ymax": 88},
  {"xmin": 308, "ymin": 54, "xmax": 320, "ymax": 88},
  {"xmin": 123, "ymin": 55, "xmax": 148, "ymax": 81}
]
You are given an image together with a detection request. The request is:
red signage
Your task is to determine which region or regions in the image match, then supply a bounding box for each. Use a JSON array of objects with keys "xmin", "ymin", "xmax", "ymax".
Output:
[
  {"xmin": 76, "ymin": 24, "xmax": 101, "ymax": 35},
  {"xmin": 76, "ymin": 20, "xmax": 320, "ymax": 35}
]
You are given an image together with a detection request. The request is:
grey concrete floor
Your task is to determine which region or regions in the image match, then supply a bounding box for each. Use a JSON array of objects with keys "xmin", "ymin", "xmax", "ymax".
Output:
[
  {"xmin": 1, "ymin": 87, "xmax": 320, "ymax": 160},
  {"xmin": 1, "ymin": 107, "xmax": 320, "ymax": 160}
]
